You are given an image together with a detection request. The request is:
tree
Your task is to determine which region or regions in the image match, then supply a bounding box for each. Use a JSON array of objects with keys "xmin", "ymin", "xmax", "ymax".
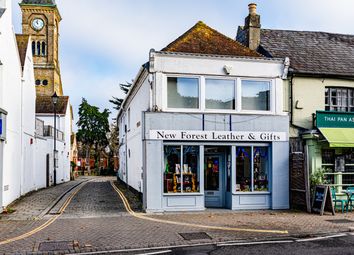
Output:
[
  {"xmin": 109, "ymin": 82, "xmax": 132, "ymax": 111},
  {"xmin": 76, "ymin": 98, "xmax": 110, "ymax": 174}
]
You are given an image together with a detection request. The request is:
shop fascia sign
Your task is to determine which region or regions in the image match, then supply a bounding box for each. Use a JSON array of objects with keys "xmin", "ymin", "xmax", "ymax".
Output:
[
  {"xmin": 150, "ymin": 130, "xmax": 287, "ymax": 142},
  {"xmin": 316, "ymin": 111, "xmax": 354, "ymax": 128}
]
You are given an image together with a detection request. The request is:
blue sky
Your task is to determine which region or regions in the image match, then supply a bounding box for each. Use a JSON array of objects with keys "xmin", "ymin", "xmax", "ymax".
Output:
[{"xmin": 11, "ymin": 0, "xmax": 354, "ymax": 127}]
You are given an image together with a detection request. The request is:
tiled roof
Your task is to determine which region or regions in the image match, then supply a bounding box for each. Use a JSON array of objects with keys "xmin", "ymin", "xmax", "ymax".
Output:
[
  {"xmin": 36, "ymin": 96, "xmax": 69, "ymax": 114},
  {"xmin": 237, "ymin": 27, "xmax": 354, "ymax": 77},
  {"xmin": 21, "ymin": 0, "xmax": 55, "ymax": 5},
  {"xmin": 162, "ymin": 21, "xmax": 262, "ymax": 58},
  {"xmin": 16, "ymin": 34, "xmax": 30, "ymax": 70}
]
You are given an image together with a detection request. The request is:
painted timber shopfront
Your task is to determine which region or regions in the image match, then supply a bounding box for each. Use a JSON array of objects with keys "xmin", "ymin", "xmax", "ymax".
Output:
[
  {"xmin": 144, "ymin": 122, "xmax": 290, "ymax": 212},
  {"xmin": 306, "ymin": 111, "xmax": 354, "ymax": 191},
  {"xmin": 118, "ymin": 21, "xmax": 290, "ymax": 212}
]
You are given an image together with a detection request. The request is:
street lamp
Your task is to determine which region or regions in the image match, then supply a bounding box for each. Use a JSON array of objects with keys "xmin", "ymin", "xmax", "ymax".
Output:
[{"xmin": 52, "ymin": 92, "xmax": 59, "ymax": 186}]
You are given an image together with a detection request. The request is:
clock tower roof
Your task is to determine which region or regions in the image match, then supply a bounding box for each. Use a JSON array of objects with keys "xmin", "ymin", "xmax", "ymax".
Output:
[{"xmin": 20, "ymin": 0, "xmax": 56, "ymax": 6}]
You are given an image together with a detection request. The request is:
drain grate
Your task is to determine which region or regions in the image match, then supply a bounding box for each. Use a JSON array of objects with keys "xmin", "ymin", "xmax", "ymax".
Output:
[
  {"xmin": 38, "ymin": 241, "xmax": 72, "ymax": 251},
  {"xmin": 327, "ymin": 219, "xmax": 354, "ymax": 224},
  {"xmin": 179, "ymin": 232, "xmax": 212, "ymax": 241}
]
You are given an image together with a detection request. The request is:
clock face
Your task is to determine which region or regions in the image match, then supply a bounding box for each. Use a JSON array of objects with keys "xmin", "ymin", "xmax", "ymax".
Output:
[{"xmin": 32, "ymin": 18, "xmax": 44, "ymax": 31}]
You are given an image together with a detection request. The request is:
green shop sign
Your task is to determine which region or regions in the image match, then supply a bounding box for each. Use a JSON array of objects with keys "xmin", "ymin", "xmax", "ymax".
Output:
[{"xmin": 316, "ymin": 111, "xmax": 354, "ymax": 128}]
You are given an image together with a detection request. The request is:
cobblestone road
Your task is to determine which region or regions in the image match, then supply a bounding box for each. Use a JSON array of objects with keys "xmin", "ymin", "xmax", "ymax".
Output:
[{"xmin": 0, "ymin": 177, "xmax": 354, "ymax": 254}]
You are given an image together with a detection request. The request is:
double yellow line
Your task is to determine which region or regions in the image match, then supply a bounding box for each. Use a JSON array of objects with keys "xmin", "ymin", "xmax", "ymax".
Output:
[
  {"xmin": 110, "ymin": 181, "xmax": 289, "ymax": 234},
  {"xmin": 0, "ymin": 182, "xmax": 86, "ymax": 246}
]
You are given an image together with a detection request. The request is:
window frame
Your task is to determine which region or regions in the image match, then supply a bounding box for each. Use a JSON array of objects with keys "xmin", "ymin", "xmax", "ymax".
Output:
[
  {"xmin": 163, "ymin": 144, "xmax": 202, "ymax": 195},
  {"xmin": 325, "ymin": 87, "xmax": 354, "ymax": 112},
  {"xmin": 165, "ymin": 76, "xmax": 201, "ymax": 111},
  {"xmin": 240, "ymin": 79, "xmax": 273, "ymax": 113},
  {"xmin": 235, "ymin": 144, "xmax": 271, "ymax": 194},
  {"xmin": 164, "ymin": 75, "xmax": 274, "ymax": 114}
]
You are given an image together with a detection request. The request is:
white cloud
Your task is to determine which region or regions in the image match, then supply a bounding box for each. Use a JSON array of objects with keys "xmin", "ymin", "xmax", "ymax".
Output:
[{"xmin": 11, "ymin": 0, "xmax": 354, "ymax": 128}]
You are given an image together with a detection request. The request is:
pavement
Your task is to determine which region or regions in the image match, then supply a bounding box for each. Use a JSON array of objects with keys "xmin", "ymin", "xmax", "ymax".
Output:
[{"xmin": 0, "ymin": 176, "xmax": 353, "ymax": 254}]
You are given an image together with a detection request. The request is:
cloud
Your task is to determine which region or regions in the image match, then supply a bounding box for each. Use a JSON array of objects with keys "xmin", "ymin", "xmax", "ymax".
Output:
[{"xmin": 11, "ymin": 0, "xmax": 354, "ymax": 129}]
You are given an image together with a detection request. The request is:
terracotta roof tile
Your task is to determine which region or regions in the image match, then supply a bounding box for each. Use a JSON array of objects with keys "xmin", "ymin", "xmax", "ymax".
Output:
[
  {"xmin": 36, "ymin": 96, "xmax": 69, "ymax": 114},
  {"xmin": 163, "ymin": 21, "xmax": 262, "ymax": 58}
]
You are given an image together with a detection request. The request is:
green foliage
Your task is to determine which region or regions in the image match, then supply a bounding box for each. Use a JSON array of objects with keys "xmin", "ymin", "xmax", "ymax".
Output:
[
  {"xmin": 109, "ymin": 81, "xmax": 132, "ymax": 111},
  {"xmin": 76, "ymin": 98, "xmax": 110, "ymax": 172},
  {"xmin": 310, "ymin": 168, "xmax": 329, "ymax": 188}
]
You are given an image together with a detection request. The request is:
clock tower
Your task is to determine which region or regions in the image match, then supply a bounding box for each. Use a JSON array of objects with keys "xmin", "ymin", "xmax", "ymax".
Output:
[{"xmin": 20, "ymin": 0, "xmax": 63, "ymax": 96}]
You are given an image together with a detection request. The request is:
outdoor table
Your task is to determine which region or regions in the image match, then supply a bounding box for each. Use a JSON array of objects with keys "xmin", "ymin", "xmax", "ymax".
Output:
[{"xmin": 343, "ymin": 190, "xmax": 354, "ymax": 212}]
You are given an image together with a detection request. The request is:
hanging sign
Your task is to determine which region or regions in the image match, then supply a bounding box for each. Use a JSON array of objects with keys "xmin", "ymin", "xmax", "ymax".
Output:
[{"xmin": 149, "ymin": 130, "xmax": 287, "ymax": 142}]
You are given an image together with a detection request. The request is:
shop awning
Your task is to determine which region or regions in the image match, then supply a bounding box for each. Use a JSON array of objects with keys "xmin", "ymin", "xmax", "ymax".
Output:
[{"xmin": 319, "ymin": 128, "xmax": 354, "ymax": 147}]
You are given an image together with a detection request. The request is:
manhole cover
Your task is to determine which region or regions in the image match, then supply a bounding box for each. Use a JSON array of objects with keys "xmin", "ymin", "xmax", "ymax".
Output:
[
  {"xmin": 38, "ymin": 241, "xmax": 72, "ymax": 251},
  {"xmin": 179, "ymin": 232, "xmax": 211, "ymax": 240},
  {"xmin": 327, "ymin": 219, "xmax": 354, "ymax": 224}
]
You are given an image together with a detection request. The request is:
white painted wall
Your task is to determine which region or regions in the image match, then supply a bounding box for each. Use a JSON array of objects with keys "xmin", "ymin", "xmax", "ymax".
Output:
[
  {"xmin": 119, "ymin": 70, "xmax": 150, "ymax": 192},
  {"xmin": 36, "ymin": 102, "xmax": 71, "ymax": 184},
  {"xmin": 20, "ymin": 36, "xmax": 36, "ymax": 195},
  {"xmin": 0, "ymin": 0, "xmax": 23, "ymax": 207}
]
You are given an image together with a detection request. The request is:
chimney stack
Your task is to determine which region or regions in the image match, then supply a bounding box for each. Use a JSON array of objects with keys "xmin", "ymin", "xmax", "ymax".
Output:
[{"xmin": 244, "ymin": 3, "xmax": 261, "ymax": 51}]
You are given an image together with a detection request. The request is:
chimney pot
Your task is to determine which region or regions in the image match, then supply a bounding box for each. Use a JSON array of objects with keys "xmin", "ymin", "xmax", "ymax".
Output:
[{"xmin": 248, "ymin": 3, "xmax": 257, "ymax": 15}]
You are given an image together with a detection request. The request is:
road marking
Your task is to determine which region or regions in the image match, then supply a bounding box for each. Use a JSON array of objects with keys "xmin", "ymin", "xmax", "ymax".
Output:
[
  {"xmin": 0, "ymin": 181, "xmax": 88, "ymax": 246},
  {"xmin": 217, "ymin": 240, "xmax": 294, "ymax": 246},
  {"xmin": 295, "ymin": 233, "xmax": 348, "ymax": 242},
  {"xmin": 110, "ymin": 181, "xmax": 289, "ymax": 234},
  {"xmin": 136, "ymin": 250, "xmax": 172, "ymax": 255}
]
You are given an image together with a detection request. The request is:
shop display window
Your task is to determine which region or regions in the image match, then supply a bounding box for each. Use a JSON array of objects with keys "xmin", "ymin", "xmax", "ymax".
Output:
[
  {"xmin": 164, "ymin": 145, "xmax": 200, "ymax": 193},
  {"xmin": 236, "ymin": 146, "xmax": 269, "ymax": 192}
]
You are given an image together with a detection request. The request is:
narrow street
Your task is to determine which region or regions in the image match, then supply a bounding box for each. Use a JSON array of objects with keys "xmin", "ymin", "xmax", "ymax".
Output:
[{"xmin": 1, "ymin": 177, "xmax": 354, "ymax": 254}]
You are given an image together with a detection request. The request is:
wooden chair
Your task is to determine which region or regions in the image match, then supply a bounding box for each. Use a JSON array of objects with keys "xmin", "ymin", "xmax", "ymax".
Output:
[{"xmin": 331, "ymin": 187, "xmax": 346, "ymax": 213}]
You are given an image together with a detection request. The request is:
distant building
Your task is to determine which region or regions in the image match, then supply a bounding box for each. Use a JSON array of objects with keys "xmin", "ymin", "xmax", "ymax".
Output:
[{"xmin": 118, "ymin": 19, "xmax": 290, "ymax": 212}]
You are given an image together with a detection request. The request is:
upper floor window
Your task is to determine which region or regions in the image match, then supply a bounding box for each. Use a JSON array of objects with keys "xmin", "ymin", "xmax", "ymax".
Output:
[
  {"xmin": 167, "ymin": 77, "xmax": 199, "ymax": 109},
  {"xmin": 166, "ymin": 76, "xmax": 273, "ymax": 113},
  {"xmin": 325, "ymin": 87, "xmax": 354, "ymax": 112},
  {"xmin": 205, "ymin": 79, "xmax": 235, "ymax": 110},
  {"xmin": 242, "ymin": 80, "xmax": 270, "ymax": 111}
]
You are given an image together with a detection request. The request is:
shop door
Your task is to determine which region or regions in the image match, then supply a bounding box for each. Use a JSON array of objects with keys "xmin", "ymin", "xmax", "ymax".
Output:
[{"xmin": 205, "ymin": 155, "xmax": 224, "ymax": 207}]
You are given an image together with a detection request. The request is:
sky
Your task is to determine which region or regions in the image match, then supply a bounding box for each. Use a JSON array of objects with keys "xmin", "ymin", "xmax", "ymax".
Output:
[{"xmin": 11, "ymin": 0, "xmax": 354, "ymax": 128}]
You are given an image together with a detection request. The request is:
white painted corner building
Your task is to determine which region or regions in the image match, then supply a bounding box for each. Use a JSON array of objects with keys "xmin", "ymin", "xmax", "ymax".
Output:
[
  {"xmin": 0, "ymin": 0, "xmax": 70, "ymax": 212},
  {"xmin": 117, "ymin": 19, "xmax": 290, "ymax": 212}
]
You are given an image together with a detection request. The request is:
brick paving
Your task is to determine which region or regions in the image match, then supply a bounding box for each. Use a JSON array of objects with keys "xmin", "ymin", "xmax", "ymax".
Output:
[{"xmin": 0, "ymin": 177, "xmax": 353, "ymax": 254}]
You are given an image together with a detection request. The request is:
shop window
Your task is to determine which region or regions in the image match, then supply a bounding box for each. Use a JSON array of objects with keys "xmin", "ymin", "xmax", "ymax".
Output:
[
  {"xmin": 164, "ymin": 145, "xmax": 200, "ymax": 193},
  {"xmin": 205, "ymin": 79, "xmax": 235, "ymax": 110},
  {"xmin": 241, "ymin": 80, "xmax": 270, "ymax": 111},
  {"xmin": 167, "ymin": 77, "xmax": 199, "ymax": 109},
  {"xmin": 325, "ymin": 87, "xmax": 354, "ymax": 112},
  {"xmin": 236, "ymin": 146, "xmax": 269, "ymax": 192}
]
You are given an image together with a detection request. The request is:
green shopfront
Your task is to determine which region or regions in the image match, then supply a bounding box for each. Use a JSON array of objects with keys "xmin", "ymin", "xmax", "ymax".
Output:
[{"xmin": 305, "ymin": 111, "xmax": 354, "ymax": 192}]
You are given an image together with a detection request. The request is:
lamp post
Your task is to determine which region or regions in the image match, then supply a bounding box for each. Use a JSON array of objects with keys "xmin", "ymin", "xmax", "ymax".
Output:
[{"xmin": 52, "ymin": 92, "xmax": 59, "ymax": 186}]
